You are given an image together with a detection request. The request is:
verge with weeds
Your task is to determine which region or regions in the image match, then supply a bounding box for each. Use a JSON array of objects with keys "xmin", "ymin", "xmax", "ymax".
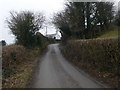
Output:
[{"xmin": 2, "ymin": 45, "xmax": 46, "ymax": 88}]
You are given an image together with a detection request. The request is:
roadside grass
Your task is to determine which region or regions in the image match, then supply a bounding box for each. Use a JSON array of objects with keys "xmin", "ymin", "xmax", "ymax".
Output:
[
  {"xmin": 2, "ymin": 45, "xmax": 44, "ymax": 88},
  {"xmin": 3, "ymin": 56, "xmax": 37, "ymax": 88},
  {"xmin": 99, "ymin": 28, "xmax": 119, "ymax": 38}
]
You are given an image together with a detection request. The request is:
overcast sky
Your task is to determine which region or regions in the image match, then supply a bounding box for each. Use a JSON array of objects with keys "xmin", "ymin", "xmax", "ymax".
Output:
[
  {"xmin": 0, "ymin": 0, "xmax": 65, "ymax": 44},
  {"xmin": 0, "ymin": 0, "xmax": 119, "ymax": 44}
]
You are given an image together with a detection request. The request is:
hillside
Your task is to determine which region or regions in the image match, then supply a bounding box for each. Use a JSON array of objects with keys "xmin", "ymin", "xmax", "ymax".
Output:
[{"xmin": 99, "ymin": 28, "xmax": 119, "ymax": 38}]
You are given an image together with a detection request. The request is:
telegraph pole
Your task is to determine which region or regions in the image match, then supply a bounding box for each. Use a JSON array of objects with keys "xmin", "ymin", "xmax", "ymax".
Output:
[{"xmin": 45, "ymin": 26, "xmax": 47, "ymax": 36}]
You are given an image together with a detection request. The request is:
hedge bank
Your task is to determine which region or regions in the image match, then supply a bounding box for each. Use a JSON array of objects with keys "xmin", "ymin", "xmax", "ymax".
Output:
[{"xmin": 61, "ymin": 38, "xmax": 119, "ymax": 88}]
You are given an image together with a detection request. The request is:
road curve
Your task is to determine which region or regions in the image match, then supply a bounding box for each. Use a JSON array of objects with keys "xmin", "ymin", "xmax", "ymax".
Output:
[{"xmin": 32, "ymin": 44, "xmax": 107, "ymax": 88}]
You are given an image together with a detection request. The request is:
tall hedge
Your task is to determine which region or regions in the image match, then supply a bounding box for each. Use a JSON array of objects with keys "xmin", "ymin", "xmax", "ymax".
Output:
[{"xmin": 62, "ymin": 38, "xmax": 119, "ymax": 87}]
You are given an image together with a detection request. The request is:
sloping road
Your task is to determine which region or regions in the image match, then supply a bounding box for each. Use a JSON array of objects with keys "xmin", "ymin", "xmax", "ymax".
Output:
[{"xmin": 32, "ymin": 44, "xmax": 107, "ymax": 88}]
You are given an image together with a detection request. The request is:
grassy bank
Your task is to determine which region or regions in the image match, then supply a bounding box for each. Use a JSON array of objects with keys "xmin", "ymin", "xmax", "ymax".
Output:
[
  {"xmin": 61, "ymin": 38, "xmax": 119, "ymax": 88},
  {"xmin": 99, "ymin": 28, "xmax": 119, "ymax": 38},
  {"xmin": 2, "ymin": 44, "xmax": 47, "ymax": 88}
]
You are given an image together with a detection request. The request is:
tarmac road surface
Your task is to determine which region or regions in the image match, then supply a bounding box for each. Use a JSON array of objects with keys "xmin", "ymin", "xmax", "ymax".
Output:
[{"xmin": 32, "ymin": 44, "xmax": 108, "ymax": 88}]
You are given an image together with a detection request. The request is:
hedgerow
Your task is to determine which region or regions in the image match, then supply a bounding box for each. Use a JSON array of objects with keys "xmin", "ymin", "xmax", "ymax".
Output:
[{"xmin": 61, "ymin": 38, "xmax": 119, "ymax": 88}]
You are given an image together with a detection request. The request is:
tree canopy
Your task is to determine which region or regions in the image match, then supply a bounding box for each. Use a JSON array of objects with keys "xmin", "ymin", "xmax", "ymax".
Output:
[
  {"xmin": 0, "ymin": 40, "xmax": 7, "ymax": 46},
  {"xmin": 7, "ymin": 11, "xmax": 45, "ymax": 47},
  {"xmin": 115, "ymin": 10, "xmax": 120, "ymax": 26},
  {"xmin": 52, "ymin": 1, "xmax": 115, "ymax": 40}
]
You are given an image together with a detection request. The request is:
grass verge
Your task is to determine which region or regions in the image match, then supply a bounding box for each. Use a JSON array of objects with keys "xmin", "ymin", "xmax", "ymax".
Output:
[{"xmin": 2, "ymin": 45, "xmax": 46, "ymax": 88}]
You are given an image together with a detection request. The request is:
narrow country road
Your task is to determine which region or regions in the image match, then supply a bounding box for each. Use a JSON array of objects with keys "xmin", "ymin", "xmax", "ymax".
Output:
[{"xmin": 32, "ymin": 44, "xmax": 107, "ymax": 88}]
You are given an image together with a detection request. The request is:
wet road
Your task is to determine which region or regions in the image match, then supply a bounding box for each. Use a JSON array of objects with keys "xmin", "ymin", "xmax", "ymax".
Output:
[{"xmin": 33, "ymin": 44, "xmax": 107, "ymax": 88}]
